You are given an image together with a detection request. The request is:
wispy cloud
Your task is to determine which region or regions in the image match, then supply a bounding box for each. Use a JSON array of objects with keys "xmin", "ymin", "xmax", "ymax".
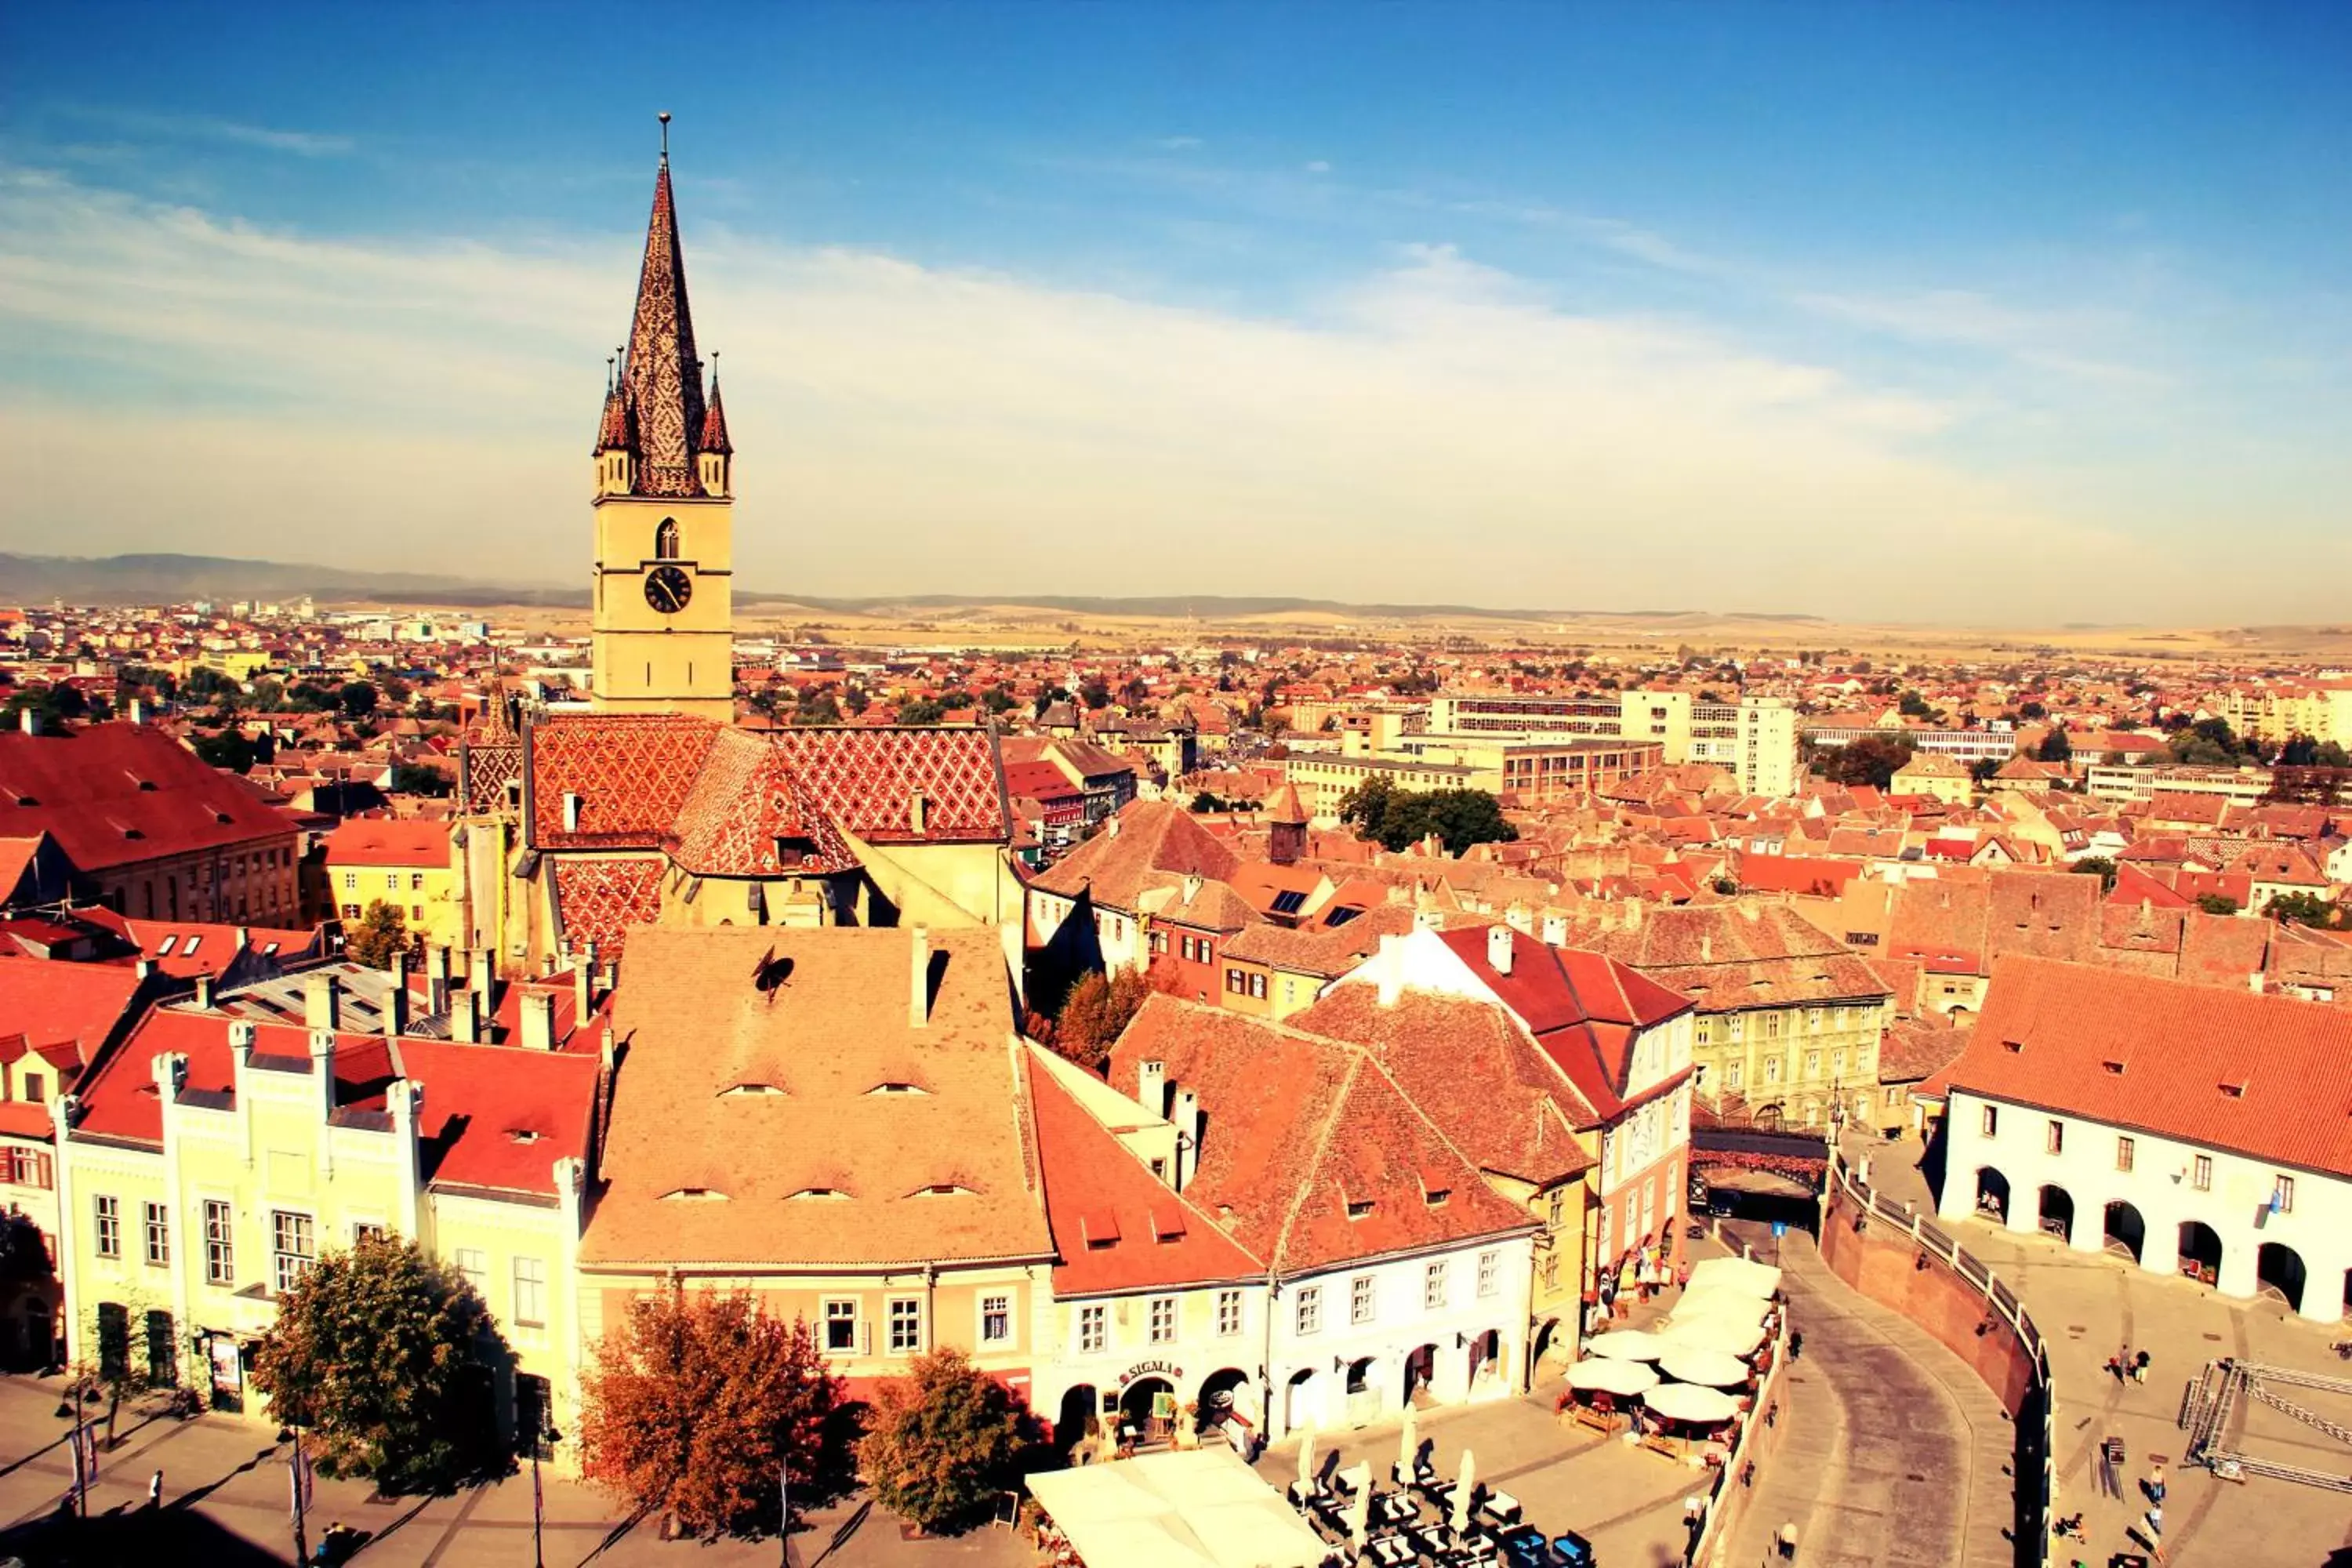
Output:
[
  {"xmin": 1152, "ymin": 136, "xmax": 1203, "ymax": 151},
  {"xmin": 1794, "ymin": 288, "xmax": 2166, "ymax": 387},
  {"xmin": 47, "ymin": 104, "xmax": 354, "ymax": 158},
  {"xmin": 3, "ymin": 163, "xmax": 2319, "ymax": 623}
]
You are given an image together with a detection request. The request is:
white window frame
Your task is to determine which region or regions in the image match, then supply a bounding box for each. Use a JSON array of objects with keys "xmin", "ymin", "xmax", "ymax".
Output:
[
  {"xmin": 1215, "ymin": 1289, "xmax": 1243, "ymax": 1338},
  {"xmin": 1477, "ymin": 1250, "xmax": 1499, "ymax": 1299},
  {"xmin": 887, "ymin": 1295, "xmax": 924, "ymax": 1354},
  {"xmin": 1350, "ymin": 1273, "xmax": 1374, "ymax": 1326},
  {"xmin": 2191, "ymin": 1154, "xmax": 2212, "ymax": 1191},
  {"xmin": 454, "ymin": 1247, "xmax": 488, "ymax": 1295},
  {"xmin": 1423, "ymin": 1259, "xmax": 1448, "ymax": 1312},
  {"xmin": 513, "ymin": 1256, "xmax": 546, "ymax": 1328},
  {"xmin": 271, "ymin": 1209, "xmax": 314, "ymax": 1295},
  {"xmin": 142, "ymin": 1201, "xmax": 170, "ymax": 1268},
  {"xmin": 1077, "ymin": 1302, "xmax": 1107, "ymax": 1355},
  {"xmin": 93, "ymin": 1195, "xmax": 121, "ymax": 1260},
  {"xmin": 1980, "ymin": 1104, "xmax": 1998, "ymax": 1138},
  {"xmin": 1294, "ymin": 1284, "xmax": 1322, "ymax": 1337},
  {"xmin": 201, "ymin": 1199, "xmax": 234, "ymax": 1287},
  {"xmin": 980, "ymin": 1292, "xmax": 1013, "ymax": 1346},
  {"xmin": 1148, "ymin": 1295, "xmax": 1177, "ymax": 1345},
  {"xmin": 823, "ymin": 1298, "xmax": 859, "ymax": 1354}
]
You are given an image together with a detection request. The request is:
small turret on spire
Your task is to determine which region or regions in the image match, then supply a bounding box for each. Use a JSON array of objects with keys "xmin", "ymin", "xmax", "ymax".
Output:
[{"xmin": 699, "ymin": 351, "xmax": 733, "ymax": 456}]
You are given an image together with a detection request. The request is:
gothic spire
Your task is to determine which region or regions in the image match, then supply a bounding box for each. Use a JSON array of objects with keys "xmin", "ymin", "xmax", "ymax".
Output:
[
  {"xmin": 619, "ymin": 115, "xmax": 709, "ymax": 496},
  {"xmin": 698, "ymin": 352, "xmax": 733, "ymax": 456}
]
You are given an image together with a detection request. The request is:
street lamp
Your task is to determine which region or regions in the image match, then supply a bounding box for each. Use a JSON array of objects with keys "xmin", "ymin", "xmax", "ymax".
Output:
[{"xmin": 530, "ymin": 1414, "xmax": 561, "ymax": 1568}]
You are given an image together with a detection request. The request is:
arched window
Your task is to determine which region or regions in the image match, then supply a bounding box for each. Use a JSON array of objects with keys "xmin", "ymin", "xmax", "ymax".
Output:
[{"xmin": 655, "ymin": 518, "xmax": 680, "ymax": 559}]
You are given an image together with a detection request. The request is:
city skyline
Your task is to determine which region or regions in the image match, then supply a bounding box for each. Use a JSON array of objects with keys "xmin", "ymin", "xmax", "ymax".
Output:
[{"xmin": 3, "ymin": 4, "xmax": 2350, "ymax": 626}]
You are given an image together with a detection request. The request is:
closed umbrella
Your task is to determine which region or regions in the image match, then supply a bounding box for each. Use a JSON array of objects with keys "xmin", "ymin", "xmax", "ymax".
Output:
[
  {"xmin": 1658, "ymin": 1314, "xmax": 1764, "ymax": 1357},
  {"xmin": 1399, "ymin": 1402, "xmax": 1417, "ymax": 1472},
  {"xmin": 1566, "ymin": 1358, "xmax": 1660, "ymax": 1397},
  {"xmin": 1586, "ymin": 1328, "xmax": 1669, "ymax": 1361},
  {"xmin": 1296, "ymin": 1423, "xmax": 1316, "ymax": 1488},
  {"xmin": 1643, "ymin": 1382, "xmax": 1740, "ymax": 1425},
  {"xmin": 1657, "ymin": 1347, "xmax": 1751, "ymax": 1388},
  {"xmin": 1342, "ymin": 1462, "xmax": 1372, "ymax": 1546},
  {"xmin": 1450, "ymin": 1449, "xmax": 1477, "ymax": 1533}
]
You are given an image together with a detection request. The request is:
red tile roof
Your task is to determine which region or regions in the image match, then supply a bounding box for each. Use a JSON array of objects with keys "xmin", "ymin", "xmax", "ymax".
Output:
[
  {"xmin": 1953, "ymin": 955, "xmax": 2352, "ymax": 1175},
  {"xmin": 0, "ymin": 723, "xmax": 300, "ymax": 872},
  {"xmin": 1030, "ymin": 801, "xmax": 1240, "ymax": 909},
  {"xmin": 72, "ymin": 1008, "xmax": 596, "ymax": 1196},
  {"xmin": 323, "ymin": 818, "xmax": 452, "ymax": 869},
  {"xmin": 0, "ymin": 957, "xmax": 145, "ymax": 1067},
  {"xmin": 1028, "ymin": 1054, "xmax": 1263, "ymax": 1295}
]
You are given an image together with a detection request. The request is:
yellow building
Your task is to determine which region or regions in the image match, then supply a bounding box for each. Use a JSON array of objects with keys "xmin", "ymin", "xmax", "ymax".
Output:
[
  {"xmin": 54, "ymin": 970, "xmax": 601, "ymax": 1459},
  {"xmin": 2216, "ymin": 683, "xmax": 2352, "ymax": 748},
  {"xmin": 588, "ymin": 132, "xmax": 736, "ymax": 724},
  {"xmin": 322, "ymin": 818, "xmax": 460, "ymax": 949},
  {"xmin": 1891, "ymin": 750, "xmax": 1976, "ymax": 804}
]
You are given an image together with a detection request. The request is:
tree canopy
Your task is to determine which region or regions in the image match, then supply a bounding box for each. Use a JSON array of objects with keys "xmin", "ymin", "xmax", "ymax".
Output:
[
  {"xmin": 344, "ymin": 901, "xmax": 409, "ymax": 970},
  {"xmin": 1818, "ymin": 734, "xmax": 1914, "ymax": 790},
  {"xmin": 1337, "ymin": 776, "xmax": 1518, "ymax": 855},
  {"xmin": 2264, "ymin": 890, "xmax": 2345, "ymax": 929},
  {"xmin": 857, "ymin": 1348, "xmax": 1022, "ymax": 1534},
  {"xmin": 1050, "ymin": 967, "xmax": 1151, "ymax": 1073},
  {"xmin": 2070, "ymin": 856, "xmax": 2118, "ymax": 891},
  {"xmin": 250, "ymin": 1232, "xmax": 503, "ymax": 1491},
  {"xmin": 579, "ymin": 1288, "xmax": 843, "ymax": 1541},
  {"xmin": 2034, "ymin": 728, "xmax": 2072, "ymax": 763}
]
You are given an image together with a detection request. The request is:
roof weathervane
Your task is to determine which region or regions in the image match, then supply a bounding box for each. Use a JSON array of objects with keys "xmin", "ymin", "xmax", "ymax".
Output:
[{"xmin": 659, "ymin": 111, "xmax": 671, "ymax": 164}]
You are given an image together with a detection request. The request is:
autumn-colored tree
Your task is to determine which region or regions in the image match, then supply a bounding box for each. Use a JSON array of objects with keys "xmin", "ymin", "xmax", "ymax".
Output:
[
  {"xmin": 858, "ymin": 1348, "xmax": 1021, "ymax": 1534},
  {"xmin": 250, "ymin": 1232, "xmax": 503, "ymax": 1491},
  {"xmin": 579, "ymin": 1288, "xmax": 842, "ymax": 1541},
  {"xmin": 1051, "ymin": 967, "xmax": 1152, "ymax": 1073},
  {"xmin": 344, "ymin": 900, "xmax": 409, "ymax": 970}
]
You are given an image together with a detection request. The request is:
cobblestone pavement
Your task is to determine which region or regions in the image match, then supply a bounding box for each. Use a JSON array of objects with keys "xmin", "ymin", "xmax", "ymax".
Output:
[
  {"xmin": 1848, "ymin": 1129, "xmax": 2352, "ymax": 1568},
  {"xmin": 1716, "ymin": 1219, "xmax": 2013, "ymax": 1568}
]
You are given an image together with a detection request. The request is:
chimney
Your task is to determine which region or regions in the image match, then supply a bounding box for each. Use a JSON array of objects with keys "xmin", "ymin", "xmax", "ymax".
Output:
[
  {"xmin": 1183, "ymin": 872, "xmax": 1203, "ymax": 905},
  {"xmin": 308, "ymin": 1026, "xmax": 336, "ymax": 1115},
  {"xmin": 1625, "ymin": 898, "xmax": 1646, "ymax": 930},
  {"xmin": 1488, "ymin": 924, "xmax": 1515, "ymax": 976},
  {"xmin": 193, "ymin": 972, "xmax": 215, "ymax": 1010},
  {"xmin": 18, "ymin": 709, "xmax": 38, "ymax": 736},
  {"xmin": 909, "ymin": 789, "xmax": 928, "ymax": 836},
  {"xmin": 452, "ymin": 988, "xmax": 479, "ymax": 1044},
  {"xmin": 1541, "ymin": 913, "xmax": 1567, "ymax": 948},
  {"xmin": 1172, "ymin": 1087, "xmax": 1201, "ymax": 1192},
  {"xmin": 562, "ymin": 791, "xmax": 583, "ymax": 832},
  {"xmin": 425, "ymin": 946, "xmax": 450, "ymax": 1014},
  {"xmin": 304, "ymin": 972, "xmax": 340, "ymax": 1033},
  {"xmin": 228, "ymin": 1019, "xmax": 257, "ymax": 1065},
  {"xmin": 135, "ymin": 959, "xmax": 156, "ymax": 982},
  {"xmin": 383, "ymin": 953, "xmax": 408, "ymax": 1036},
  {"xmin": 471, "ymin": 947, "xmax": 495, "ymax": 1007},
  {"xmin": 1377, "ymin": 933, "xmax": 1406, "ymax": 1006},
  {"xmin": 126, "ymin": 698, "xmax": 145, "ymax": 725},
  {"xmin": 234, "ymin": 924, "xmax": 250, "ymax": 951},
  {"xmin": 2248, "ymin": 970, "xmax": 2264, "ymax": 995},
  {"xmin": 575, "ymin": 940, "xmax": 597, "ymax": 1018},
  {"xmin": 1505, "ymin": 904, "xmax": 1534, "ymax": 935},
  {"xmin": 521, "ymin": 990, "xmax": 557, "ymax": 1051},
  {"xmin": 1107, "ymin": 813, "xmax": 1122, "ymax": 839},
  {"xmin": 909, "ymin": 925, "xmax": 932, "ymax": 1026},
  {"xmin": 1138, "ymin": 1058, "xmax": 1167, "ymax": 1116}
]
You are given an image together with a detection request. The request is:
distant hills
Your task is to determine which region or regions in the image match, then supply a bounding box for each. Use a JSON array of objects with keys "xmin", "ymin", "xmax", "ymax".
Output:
[{"xmin": 0, "ymin": 551, "xmax": 1832, "ymax": 626}]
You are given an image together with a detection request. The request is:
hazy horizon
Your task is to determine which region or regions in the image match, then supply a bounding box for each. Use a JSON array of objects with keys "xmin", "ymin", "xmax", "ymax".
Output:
[{"xmin": 3, "ymin": 5, "xmax": 2349, "ymax": 624}]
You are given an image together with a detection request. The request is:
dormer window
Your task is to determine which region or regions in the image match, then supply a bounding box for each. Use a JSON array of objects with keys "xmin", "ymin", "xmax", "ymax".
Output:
[
  {"xmin": 158, "ymin": 935, "xmax": 178, "ymax": 956},
  {"xmin": 660, "ymin": 1187, "xmax": 727, "ymax": 1201},
  {"xmin": 867, "ymin": 1082, "xmax": 929, "ymax": 1097},
  {"xmin": 506, "ymin": 1128, "xmax": 540, "ymax": 1145},
  {"xmin": 788, "ymin": 1187, "xmax": 851, "ymax": 1201},
  {"xmin": 907, "ymin": 1184, "xmax": 975, "ymax": 1198},
  {"xmin": 2219, "ymin": 1081, "xmax": 2246, "ymax": 1098},
  {"xmin": 1424, "ymin": 1187, "xmax": 1450, "ymax": 1207},
  {"xmin": 1346, "ymin": 1199, "xmax": 1374, "ymax": 1219},
  {"xmin": 719, "ymin": 1083, "xmax": 787, "ymax": 1098}
]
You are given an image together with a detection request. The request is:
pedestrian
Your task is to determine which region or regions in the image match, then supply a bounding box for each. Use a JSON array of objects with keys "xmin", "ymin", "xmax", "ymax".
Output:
[
  {"xmin": 1789, "ymin": 1329, "xmax": 1804, "ymax": 1360},
  {"xmin": 1777, "ymin": 1521, "xmax": 1799, "ymax": 1560},
  {"xmin": 2135, "ymin": 1348, "xmax": 2152, "ymax": 1383},
  {"xmin": 148, "ymin": 1468, "xmax": 162, "ymax": 1509},
  {"xmin": 2149, "ymin": 1463, "xmax": 2166, "ymax": 1505},
  {"xmin": 2103, "ymin": 1353, "xmax": 2124, "ymax": 1384}
]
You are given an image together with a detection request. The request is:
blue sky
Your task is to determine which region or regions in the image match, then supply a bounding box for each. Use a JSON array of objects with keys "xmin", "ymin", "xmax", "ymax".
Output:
[{"xmin": 2, "ymin": 3, "xmax": 2349, "ymax": 623}]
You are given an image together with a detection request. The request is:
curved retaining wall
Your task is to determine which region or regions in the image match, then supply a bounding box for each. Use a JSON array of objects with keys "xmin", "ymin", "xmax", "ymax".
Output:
[{"xmin": 1817, "ymin": 1150, "xmax": 2055, "ymax": 1568}]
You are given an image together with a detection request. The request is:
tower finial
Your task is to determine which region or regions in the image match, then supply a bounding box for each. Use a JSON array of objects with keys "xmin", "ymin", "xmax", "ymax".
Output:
[
  {"xmin": 605, "ymin": 353, "xmax": 615, "ymax": 394},
  {"xmin": 659, "ymin": 111, "xmax": 671, "ymax": 164}
]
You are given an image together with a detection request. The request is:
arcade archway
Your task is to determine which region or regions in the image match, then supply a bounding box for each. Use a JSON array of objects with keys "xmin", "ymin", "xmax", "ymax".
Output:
[
  {"xmin": 2256, "ymin": 1242, "xmax": 2307, "ymax": 1312},
  {"xmin": 1974, "ymin": 1166, "xmax": 2011, "ymax": 1221},
  {"xmin": 2177, "ymin": 1220, "xmax": 2223, "ymax": 1286},
  {"xmin": 2036, "ymin": 1184, "xmax": 2074, "ymax": 1243},
  {"xmin": 2101, "ymin": 1200, "xmax": 2144, "ymax": 1262}
]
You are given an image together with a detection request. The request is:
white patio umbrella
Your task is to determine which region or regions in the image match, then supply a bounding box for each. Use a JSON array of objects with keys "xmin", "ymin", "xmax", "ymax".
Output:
[
  {"xmin": 1450, "ymin": 1448, "xmax": 1477, "ymax": 1533},
  {"xmin": 1657, "ymin": 1314, "xmax": 1766, "ymax": 1357},
  {"xmin": 1585, "ymin": 1328, "xmax": 1669, "ymax": 1360},
  {"xmin": 1686, "ymin": 1255, "xmax": 1781, "ymax": 1298},
  {"xmin": 1657, "ymin": 1347, "xmax": 1751, "ymax": 1388},
  {"xmin": 1669, "ymin": 1286, "xmax": 1768, "ymax": 1325},
  {"xmin": 1341, "ymin": 1462, "xmax": 1373, "ymax": 1546},
  {"xmin": 1296, "ymin": 1422, "xmax": 1316, "ymax": 1487},
  {"xmin": 1565, "ymin": 1358, "xmax": 1660, "ymax": 1397},
  {"xmin": 1643, "ymin": 1382, "xmax": 1740, "ymax": 1425}
]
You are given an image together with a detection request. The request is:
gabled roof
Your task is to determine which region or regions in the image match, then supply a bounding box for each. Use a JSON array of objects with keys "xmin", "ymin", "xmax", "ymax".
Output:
[
  {"xmin": 584, "ymin": 925, "xmax": 1051, "ymax": 1269},
  {"xmin": 0, "ymin": 956, "xmax": 146, "ymax": 1069},
  {"xmin": 323, "ymin": 817, "xmax": 451, "ymax": 869},
  {"xmin": 0, "ymin": 723, "xmax": 301, "ymax": 872},
  {"xmin": 1109, "ymin": 996, "xmax": 1531, "ymax": 1273},
  {"xmin": 1030, "ymin": 801, "xmax": 1240, "ymax": 909},
  {"xmin": 1028, "ymin": 1052, "xmax": 1263, "ymax": 1295},
  {"xmin": 1954, "ymin": 955, "xmax": 2352, "ymax": 1176}
]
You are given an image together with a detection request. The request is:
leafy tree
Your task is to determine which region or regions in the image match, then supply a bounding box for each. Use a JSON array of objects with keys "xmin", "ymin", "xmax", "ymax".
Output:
[
  {"xmin": 345, "ymin": 901, "xmax": 410, "ymax": 970},
  {"xmin": 1820, "ymin": 734, "xmax": 1914, "ymax": 790},
  {"xmin": 2264, "ymin": 890, "xmax": 2343, "ymax": 928},
  {"xmin": 1051, "ymin": 968, "xmax": 1151, "ymax": 1073},
  {"xmin": 897, "ymin": 697, "xmax": 946, "ymax": 726},
  {"xmin": 982, "ymin": 684, "xmax": 1018, "ymax": 715},
  {"xmin": 1711, "ymin": 876, "xmax": 1739, "ymax": 895},
  {"xmin": 1969, "ymin": 757, "xmax": 2004, "ymax": 787},
  {"xmin": 858, "ymin": 1348, "xmax": 1022, "ymax": 1534},
  {"xmin": 2035, "ymin": 728, "xmax": 2072, "ymax": 763},
  {"xmin": 842, "ymin": 686, "xmax": 872, "ymax": 717},
  {"xmin": 2017, "ymin": 699, "xmax": 2046, "ymax": 720},
  {"xmin": 1119, "ymin": 677, "xmax": 1151, "ymax": 707},
  {"xmin": 339, "ymin": 681, "xmax": 379, "ymax": 718},
  {"xmin": 1079, "ymin": 680, "xmax": 1112, "ymax": 711},
  {"xmin": 2168, "ymin": 717, "xmax": 2249, "ymax": 767},
  {"xmin": 184, "ymin": 666, "xmax": 239, "ymax": 702},
  {"xmin": 1897, "ymin": 691, "xmax": 1930, "ymax": 717},
  {"xmin": 1336, "ymin": 775, "xmax": 1397, "ymax": 842},
  {"xmin": 287, "ymin": 681, "xmax": 338, "ymax": 712},
  {"xmin": 1190, "ymin": 791, "xmax": 1228, "ymax": 814},
  {"xmin": 73, "ymin": 1287, "xmax": 170, "ymax": 1446},
  {"xmin": 579, "ymin": 1288, "xmax": 842, "ymax": 1541},
  {"xmin": 2071, "ymin": 856, "xmax": 2118, "ymax": 891},
  {"xmin": 2194, "ymin": 892, "xmax": 2241, "ymax": 916},
  {"xmin": 793, "ymin": 689, "xmax": 842, "ymax": 725},
  {"xmin": 250, "ymin": 1232, "xmax": 503, "ymax": 1491},
  {"xmin": 388, "ymin": 762, "xmax": 451, "ymax": 797},
  {"xmin": 1378, "ymin": 787, "xmax": 1519, "ymax": 855},
  {"xmin": 2278, "ymin": 735, "xmax": 2352, "ymax": 768},
  {"xmin": 1032, "ymin": 684, "xmax": 1071, "ymax": 717},
  {"xmin": 191, "ymin": 730, "xmax": 261, "ymax": 774}
]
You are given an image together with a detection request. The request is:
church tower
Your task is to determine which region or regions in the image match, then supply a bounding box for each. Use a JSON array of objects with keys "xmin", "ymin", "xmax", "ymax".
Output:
[{"xmin": 589, "ymin": 115, "xmax": 735, "ymax": 723}]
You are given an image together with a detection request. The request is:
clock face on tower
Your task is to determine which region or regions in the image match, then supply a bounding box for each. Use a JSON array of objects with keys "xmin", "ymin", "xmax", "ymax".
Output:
[{"xmin": 644, "ymin": 564, "xmax": 692, "ymax": 615}]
